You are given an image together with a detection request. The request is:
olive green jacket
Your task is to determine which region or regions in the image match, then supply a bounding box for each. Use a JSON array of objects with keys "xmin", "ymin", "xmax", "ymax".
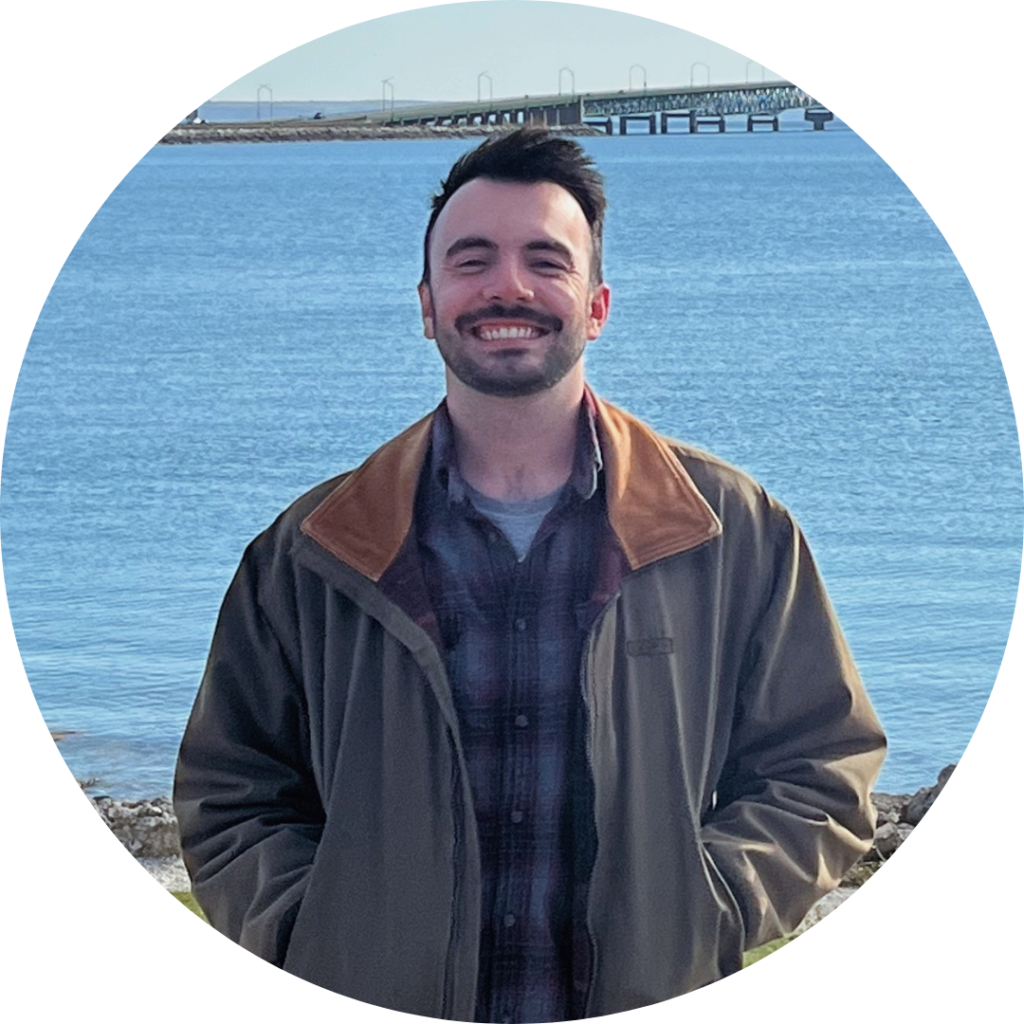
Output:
[{"xmin": 174, "ymin": 393, "xmax": 885, "ymax": 1019}]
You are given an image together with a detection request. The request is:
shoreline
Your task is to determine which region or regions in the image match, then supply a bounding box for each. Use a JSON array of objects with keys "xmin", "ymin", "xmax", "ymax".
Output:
[
  {"xmin": 160, "ymin": 122, "xmax": 606, "ymax": 145},
  {"xmin": 92, "ymin": 764, "xmax": 954, "ymax": 933}
]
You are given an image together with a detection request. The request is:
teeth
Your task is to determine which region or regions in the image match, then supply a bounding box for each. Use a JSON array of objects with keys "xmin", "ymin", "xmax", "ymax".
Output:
[{"xmin": 478, "ymin": 325, "xmax": 539, "ymax": 340}]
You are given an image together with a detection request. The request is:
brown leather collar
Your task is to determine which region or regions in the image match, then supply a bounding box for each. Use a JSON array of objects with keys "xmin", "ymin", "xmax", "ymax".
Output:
[{"xmin": 300, "ymin": 389, "xmax": 721, "ymax": 582}]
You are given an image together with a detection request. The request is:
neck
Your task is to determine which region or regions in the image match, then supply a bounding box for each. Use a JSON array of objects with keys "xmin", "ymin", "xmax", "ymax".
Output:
[{"xmin": 445, "ymin": 369, "xmax": 585, "ymax": 501}]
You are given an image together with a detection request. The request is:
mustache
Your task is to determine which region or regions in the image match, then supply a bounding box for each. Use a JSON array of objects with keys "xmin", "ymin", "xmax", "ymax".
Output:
[{"xmin": 454, "ymin": 305, "xmax": 563, "ymax": 334}]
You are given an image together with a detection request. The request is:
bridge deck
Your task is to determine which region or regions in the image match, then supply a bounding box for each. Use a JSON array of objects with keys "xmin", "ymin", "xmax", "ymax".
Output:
[{"xmin": 361, "ymin": 80, "xmax": 817, "ymax": 127}]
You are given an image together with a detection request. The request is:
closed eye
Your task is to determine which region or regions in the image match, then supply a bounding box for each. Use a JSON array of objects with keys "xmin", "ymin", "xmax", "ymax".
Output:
[
  {"xmin": 530, "ymin": 258, "xmax": 570, "ymax": 272},
  {"xmin": 453, "ymin": 256, "xmax": 491, "ymax": 272},
  {"xmin": 524, "ymin": 241, "xmax": 575, "ymax": 274}
]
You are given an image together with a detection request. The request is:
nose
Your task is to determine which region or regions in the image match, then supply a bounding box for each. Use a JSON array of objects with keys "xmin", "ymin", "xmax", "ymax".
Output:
[{"xmin": 484, "ymin": 257, "xmax": 534, "ymax": 304}]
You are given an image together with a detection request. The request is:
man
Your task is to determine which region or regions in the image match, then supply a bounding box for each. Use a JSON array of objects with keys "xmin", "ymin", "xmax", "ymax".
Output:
[{"xmin": 174, "ymin": 127, "xmax": 886, "ymax": 1022}]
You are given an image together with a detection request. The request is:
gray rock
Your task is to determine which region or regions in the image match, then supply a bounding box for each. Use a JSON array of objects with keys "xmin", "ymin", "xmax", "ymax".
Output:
[
  {"xmin": 138, "ymin": 856, "xmax": 191, "ymax": 892},
  {"xmin": 872, "ymin": 791, "xmax": 910, "ymax": 824},
  {"xmin": 794, "ymin": 886, "xmax": 858, "ymax": 935},
  {"xmin": 91, "ymin": 796, "xmax": 181, "ymax": 858},
  {"xmin": 864, "ymin": 764, "xmax": 956, "ymax": 862},
  {"xmin": 902, "ymin": 763, "xmax": 955, "ymax": 826},
  {"xmin": 873, "ymin": 821, "xmax": 901, "ymax": 859}
]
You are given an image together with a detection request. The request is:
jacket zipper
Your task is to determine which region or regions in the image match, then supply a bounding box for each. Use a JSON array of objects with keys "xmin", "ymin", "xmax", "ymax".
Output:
[
  {"xmin": 576, "ymin": 587, "xmax": 625, "ymax": 1018},
  {"xmin": 442, "ymin": 727, "xmax": 464, "ymax": 1020},
  {"xmin": 577, "ymin": 624, "xmax": 601, "ymax": 1019}
]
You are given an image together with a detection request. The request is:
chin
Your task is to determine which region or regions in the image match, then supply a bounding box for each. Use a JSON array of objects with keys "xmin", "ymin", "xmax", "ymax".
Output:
[
  {"xmin": 439, "ymin": 340, "xmax": 585, "ymax": 400},
  {"xmin": 455, "ymin": 368, "xmax": 558, "ymax": 398}
]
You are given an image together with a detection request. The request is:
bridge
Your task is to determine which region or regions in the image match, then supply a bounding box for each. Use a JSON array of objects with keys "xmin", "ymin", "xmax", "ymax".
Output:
[{"xmin": 348, "ymin": 80, "xmax": 833, "ymax": 134}]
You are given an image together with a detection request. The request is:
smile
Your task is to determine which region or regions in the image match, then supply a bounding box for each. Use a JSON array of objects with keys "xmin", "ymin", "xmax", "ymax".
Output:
[
  {"xmin": 472, "ymin": 323, "xmax": 547, "ymax": 341},
  {"xmin": 454, "ymin": 305, "xmax": 563, "ymax": 338}
]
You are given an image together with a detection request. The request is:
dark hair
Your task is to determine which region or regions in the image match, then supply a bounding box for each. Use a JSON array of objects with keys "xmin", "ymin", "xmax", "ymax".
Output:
[{"xmin": 421, "ymin": 126, "xmax": 607, "ymax": 285}]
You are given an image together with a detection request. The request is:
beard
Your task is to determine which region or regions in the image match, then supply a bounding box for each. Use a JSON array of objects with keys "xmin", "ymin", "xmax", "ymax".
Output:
[{"xmin": 431, "ymin": 301, "xmax": 587, "ymax": 398}]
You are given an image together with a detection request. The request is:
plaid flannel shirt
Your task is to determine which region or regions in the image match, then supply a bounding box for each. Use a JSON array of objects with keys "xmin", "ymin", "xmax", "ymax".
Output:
[{"xmin": 415, "ymin": 399, "xmax": 607, "ymax": 1024}]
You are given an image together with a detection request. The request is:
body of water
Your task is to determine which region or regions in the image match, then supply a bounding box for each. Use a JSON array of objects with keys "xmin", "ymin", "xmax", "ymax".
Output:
[{"xmin": 2, "ymin": 129, "xmax": 1019, "ymax": 797}]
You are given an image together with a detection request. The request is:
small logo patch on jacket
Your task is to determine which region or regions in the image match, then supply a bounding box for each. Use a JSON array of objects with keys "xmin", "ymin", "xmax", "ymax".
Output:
[{"xmin": 626, "ymin": 637, "xmax": 674, "ymax": 657}]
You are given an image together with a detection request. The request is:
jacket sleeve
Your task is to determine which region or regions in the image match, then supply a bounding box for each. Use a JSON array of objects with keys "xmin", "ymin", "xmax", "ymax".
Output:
[
  {"xmin": 173, "ymin": 543, "xmax": 324, "ymax": 966},
  {"xmin": 700, "ymin": 502, "xmax": 886, "ymax": 950}
]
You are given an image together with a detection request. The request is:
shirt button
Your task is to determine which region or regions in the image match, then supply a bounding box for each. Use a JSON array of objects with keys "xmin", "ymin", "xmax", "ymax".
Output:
[
  {"xmin": 510, "ymin": 810, "xmax": 523, "ymax": 824},
  {"xmin": 514, "ymin": 617, "xmax": 527, "ymax": 631},
  {"xmin": 514, "ymin": 714, "xmax": 529, "ymax": 728},
  {"xmin": 503, "ymin": 913, "xmax": 516, "ymax": 928}
]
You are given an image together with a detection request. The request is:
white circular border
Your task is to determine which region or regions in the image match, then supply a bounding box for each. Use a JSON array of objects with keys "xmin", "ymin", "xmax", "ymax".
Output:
[{"xmin": 3, "ymin": 2, "xmax": 1019, "ymax": 1018}]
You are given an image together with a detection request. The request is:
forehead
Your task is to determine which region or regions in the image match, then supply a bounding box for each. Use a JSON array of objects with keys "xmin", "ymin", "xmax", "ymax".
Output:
[{"xmin": 429, "ymin": 177, "xmax": 592, "ymax": 260}]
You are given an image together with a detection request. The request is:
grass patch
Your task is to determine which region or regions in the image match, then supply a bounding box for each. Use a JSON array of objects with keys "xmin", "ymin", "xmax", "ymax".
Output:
[
  {"xmin": 743, "ymin": 936, "xmax": 792, "ymax": 968},
  {"xmin": 172, "ymin": 890, "xmax": 208, "ymax": 923}
]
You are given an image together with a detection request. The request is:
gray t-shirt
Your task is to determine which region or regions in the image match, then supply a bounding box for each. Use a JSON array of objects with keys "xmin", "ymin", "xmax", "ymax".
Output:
[{"xmin": 465, "ymin": 483, "xmax": 563, "ymax": 561}]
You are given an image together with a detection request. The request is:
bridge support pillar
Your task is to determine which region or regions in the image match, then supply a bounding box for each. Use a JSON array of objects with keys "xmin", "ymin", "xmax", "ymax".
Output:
[
  {"xmin": 747, "ymin": 114, "xmax": 779, "ymax": 131},
  {"xmin": 805, "ymin": 107, "xmax": 834, "ymax": 130},
  {"xmin": 691, "ymin": 113, "xmax": 725, "ymax": 133},
  {"xmin": 661, "ymin": 112, "xmax": 690, "ymax": 134},
  {"xmin": 552, "ymin": 99, "xmax": 582, "ymax": 125},
  {"xmin": 619, "ymin": 114, "xmax": 656, "ymax": 135}
]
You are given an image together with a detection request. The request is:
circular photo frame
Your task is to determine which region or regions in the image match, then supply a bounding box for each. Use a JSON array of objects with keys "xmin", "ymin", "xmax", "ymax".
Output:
[{"xmin": 3, "ymin": 2, "xmax": 1020, "ymax": 1020}]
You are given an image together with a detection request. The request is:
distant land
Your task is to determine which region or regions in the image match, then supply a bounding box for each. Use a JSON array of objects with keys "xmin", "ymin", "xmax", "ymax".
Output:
[{"xmin": 195, "ymin": 99, "xmax": 437, "ymax": 123}]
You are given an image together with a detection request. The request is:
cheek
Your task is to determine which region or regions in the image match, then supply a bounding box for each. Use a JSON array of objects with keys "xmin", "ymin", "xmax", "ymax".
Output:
[
  {"xmin": 565, "ymin": 287, "xmax": 596, "ymax": 320},
  {"xmin": 430, "ymin": 282, "xmax": 471, "ymax": 318}
]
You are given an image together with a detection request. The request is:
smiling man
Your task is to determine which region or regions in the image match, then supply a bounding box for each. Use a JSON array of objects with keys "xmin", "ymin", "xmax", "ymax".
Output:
[
  {"xmin": 421, "ymin": 173, "xmax": 608, "ymax": 405},
  {"xmin": 174, "ymin": 128, "xmax": 886, "ymax": 1023}
]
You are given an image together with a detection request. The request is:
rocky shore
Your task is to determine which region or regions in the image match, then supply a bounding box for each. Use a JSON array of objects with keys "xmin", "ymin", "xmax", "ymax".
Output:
[
  {"xmin": 160, "ymin": 122, "xmax": 605, "ymax": 145},
  {"xmin": 92, "ymin": 794, "xmax": 190, "ymax": 891},
  {"xmin": 91, "ymin": 765, "xmax": 954, "ymax": 931},
  {"xmin": 792, "ymin": 763, "xmax": 955, "ymax": 932}
]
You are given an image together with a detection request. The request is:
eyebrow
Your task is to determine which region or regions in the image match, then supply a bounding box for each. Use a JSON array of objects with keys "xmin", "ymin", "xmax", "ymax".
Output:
[
  {"xmin": 444, "ymin": 236, "xmax": 577, "ymax": 267},
  {"xmin": 444, "ymin": 237, "xmax": 497, "ymax": 260}
]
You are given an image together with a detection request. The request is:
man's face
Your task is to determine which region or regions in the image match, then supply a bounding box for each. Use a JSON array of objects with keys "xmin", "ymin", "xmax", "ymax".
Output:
[{"xmin": 419, "ymin": 177, "xmax": 611, "ymax": 398}]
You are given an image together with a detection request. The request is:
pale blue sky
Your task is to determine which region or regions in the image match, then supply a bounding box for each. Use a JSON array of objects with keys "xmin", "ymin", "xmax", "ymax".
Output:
[{"xmin": 213, "ymin": 1, "xmax": 780, "ymax": 103}]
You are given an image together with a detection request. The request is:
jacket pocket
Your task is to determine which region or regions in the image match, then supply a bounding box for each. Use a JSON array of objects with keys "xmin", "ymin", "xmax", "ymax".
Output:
[
  {"xmin": 698, "ymin": 843, "xmax": 746, "ymax": 975},
  {"xmin": 279, "ymin": 850, "xmax": 323, "ymax": 972}
]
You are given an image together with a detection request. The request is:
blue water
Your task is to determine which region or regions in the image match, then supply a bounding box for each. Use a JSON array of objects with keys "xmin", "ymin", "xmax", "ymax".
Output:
[{"xmin": 2, "ymin": 130, "xmax": 1019, "ymax": 798}]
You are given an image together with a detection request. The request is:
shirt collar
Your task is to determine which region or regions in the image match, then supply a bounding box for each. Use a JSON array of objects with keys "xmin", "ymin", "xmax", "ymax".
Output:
[{"xmin": 428, "ymin": 393, "xmax": 604, "ymax": 506}]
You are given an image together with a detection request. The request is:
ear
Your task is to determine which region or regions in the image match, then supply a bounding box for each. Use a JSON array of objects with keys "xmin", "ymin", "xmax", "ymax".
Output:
[
  {"xmin": 585, "ymin": 283, "xmax": 611, "ymax": 341},
  {"xmin": 418, "ymin": 281, "xmax": 436, "ymax": 340}
]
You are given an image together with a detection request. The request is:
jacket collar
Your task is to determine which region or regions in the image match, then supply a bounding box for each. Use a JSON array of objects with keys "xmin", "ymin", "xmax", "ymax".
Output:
[{"xmin": 300, "ymin": 388, "xmax": 722, "ymax": 582}]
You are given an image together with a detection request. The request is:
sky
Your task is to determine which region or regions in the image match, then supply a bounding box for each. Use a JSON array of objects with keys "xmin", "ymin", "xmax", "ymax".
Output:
[{"xmin": 212, "ymin": 1, "xmax": 782, "ymax": 103}]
